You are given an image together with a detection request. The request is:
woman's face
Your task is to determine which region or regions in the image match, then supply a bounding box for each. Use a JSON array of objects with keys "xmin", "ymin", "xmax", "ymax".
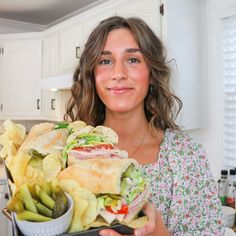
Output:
[{"xmin": 94, "ymin": 28, "xmax": 150, "ymax": 114}]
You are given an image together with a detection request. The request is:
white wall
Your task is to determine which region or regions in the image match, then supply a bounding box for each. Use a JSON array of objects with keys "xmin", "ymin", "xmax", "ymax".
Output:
[{"xmin": 198, "ymin": 0, "xmax": 231, "ymax": 179}]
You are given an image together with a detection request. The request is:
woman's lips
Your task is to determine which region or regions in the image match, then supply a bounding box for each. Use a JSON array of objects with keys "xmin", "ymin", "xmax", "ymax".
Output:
[{"xmin": 107, "ymin": 87, "xmax": 132, "ymax": 94}]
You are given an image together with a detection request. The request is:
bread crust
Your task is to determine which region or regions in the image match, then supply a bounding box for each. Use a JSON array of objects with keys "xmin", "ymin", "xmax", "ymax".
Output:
[
  {"xmin": 19, "ymin": 123, "xmax": 68, "ymax": 155},
  {"xmin": 58, "ymin": 158, "xmax": 139, "ymax": 194}
]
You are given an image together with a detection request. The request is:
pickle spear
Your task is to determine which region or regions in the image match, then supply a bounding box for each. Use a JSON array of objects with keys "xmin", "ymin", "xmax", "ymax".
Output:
[
  {"xmin": 33, "ymin": 199, "xmax": 53, "ymax": 217},
  {"xmin": 19, "ymin": 183, "xmax": 37, "ymax": 213},
  {"xmin": 52, "ymin": 185, "xmax": 68, "ymax": 218},
  {"xmin": 16, "ymin": 210, "xmax": 52, "ymax": 222},
  {"xmin": 35, "ymin": 184, "xmax": 55, "ymax": 210}
]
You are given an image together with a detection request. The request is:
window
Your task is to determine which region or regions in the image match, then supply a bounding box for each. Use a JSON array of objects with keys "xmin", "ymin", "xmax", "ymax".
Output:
[{"xmin": 222, "ymin": 16, "xmax": 236, "ymax": 167}]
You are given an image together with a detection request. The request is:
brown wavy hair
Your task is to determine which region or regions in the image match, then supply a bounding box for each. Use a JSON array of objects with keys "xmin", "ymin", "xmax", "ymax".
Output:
[{"xmin": 65, "ymin": 16, "xmax": 182, "ymax": 131}]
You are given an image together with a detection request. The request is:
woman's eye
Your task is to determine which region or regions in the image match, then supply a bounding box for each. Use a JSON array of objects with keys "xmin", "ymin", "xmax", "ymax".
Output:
[
  {"xmin": 128, "ymin": 57, "xmax": 140, "ymax": 63},
  {"xmin": 99, "ymin": 59, "xmax": 112, "ymax": 65}
]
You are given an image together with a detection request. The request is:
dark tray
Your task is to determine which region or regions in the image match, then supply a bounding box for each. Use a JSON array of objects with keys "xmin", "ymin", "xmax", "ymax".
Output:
[{"xmin": 3, "ymin": 163, "xmax": 135, "ymax": 236}]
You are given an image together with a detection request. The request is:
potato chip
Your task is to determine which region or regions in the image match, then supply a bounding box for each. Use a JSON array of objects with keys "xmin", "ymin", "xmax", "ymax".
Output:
[
  {"xmin": 69, "ymin": 198, "xmax": 88, "ymax": 232},
  {"xmin": 59, "ymin": 179, "xmax": 98, "ymax": 231},
  {"xmin": 3, "ymin": 119, "xmax": 26, "ymax": 146},
  {"xmin": 0, "ymin": 120, "xmax": 26, "ymax": 162},
  {"xmin": 43, "ymin": 152, "xmax": 62, "ymax": 182},
  {"xmin": 0, "ymin": 139, "xmax": 17, "ymax": 159},
  {"xmin": 25, "ymin": 164, "xmax": 45, "ymax": 185},
  {"xmin": 9, "ymin": 151, "xmax": 31, "ymax": 189}
]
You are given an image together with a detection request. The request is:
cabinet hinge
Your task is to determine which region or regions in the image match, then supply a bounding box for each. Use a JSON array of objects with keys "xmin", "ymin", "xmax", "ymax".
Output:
[
  {"xmin": 0, "ymin": 104, "xmax": 3, "ymax": 111},
  {"xmin": 160, "ymin": 3, "xmax": 164, "ymax": 16}
]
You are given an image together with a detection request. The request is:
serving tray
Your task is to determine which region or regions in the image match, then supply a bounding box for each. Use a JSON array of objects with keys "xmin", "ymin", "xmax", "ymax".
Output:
[{"xmin": 3, "ymin": 163, "xmax": 135, "ymax": 236}]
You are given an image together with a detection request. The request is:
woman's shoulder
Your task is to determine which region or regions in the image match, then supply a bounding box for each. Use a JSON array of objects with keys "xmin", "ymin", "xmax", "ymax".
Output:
[
  {"xmin": 164, "ymin": 128, "xmax": 202, "ymax": 146},
  {"xmin": 162, "ymin": 128, "xmax": 206, "ymax": 157}
]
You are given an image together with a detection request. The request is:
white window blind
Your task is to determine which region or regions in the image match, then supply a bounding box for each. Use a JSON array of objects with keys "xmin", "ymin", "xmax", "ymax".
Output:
[{"xmin": 222, "ymin": 16, "xmax": 236, "ymax": 167}]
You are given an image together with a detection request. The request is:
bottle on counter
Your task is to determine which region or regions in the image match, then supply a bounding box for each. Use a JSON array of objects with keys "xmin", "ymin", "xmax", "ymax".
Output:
[
  {"xmin": 218, "ymin": 169, "xmax": 228, "ymax": 206},
  {"xmin": 226, "ymin": 169, "xmax": 236, "ymax": 208}
]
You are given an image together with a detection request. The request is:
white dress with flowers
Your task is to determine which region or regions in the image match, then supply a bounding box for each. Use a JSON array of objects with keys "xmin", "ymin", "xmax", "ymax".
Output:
[{"xmin": 141, "ymin": 129, "xmax": 225, "ymax": 236}]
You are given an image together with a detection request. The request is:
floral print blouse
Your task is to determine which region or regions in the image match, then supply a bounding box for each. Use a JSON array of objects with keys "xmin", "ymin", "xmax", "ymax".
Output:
[{"xmin": 141, "ymin": 129, "xmax": 225, "ymax": 236}]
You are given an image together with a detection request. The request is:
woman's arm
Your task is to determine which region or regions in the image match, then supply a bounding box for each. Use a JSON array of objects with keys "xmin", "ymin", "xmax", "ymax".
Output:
[{"xmin": 99, "ymin": 202, "xmax": 171, "ymax": 236}]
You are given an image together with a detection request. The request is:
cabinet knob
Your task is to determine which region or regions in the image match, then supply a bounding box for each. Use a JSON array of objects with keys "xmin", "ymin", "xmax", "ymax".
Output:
[
  {"xmin": 51, "ymin": 98, "xmax": 56, "ymax": 110},
  {"xmin": 76, "ymin": 46, "xmax": 81, "ymax": 59},
  {"xmin": 37, "ymin": 99, "xmax": 40, "ymax": 110}
]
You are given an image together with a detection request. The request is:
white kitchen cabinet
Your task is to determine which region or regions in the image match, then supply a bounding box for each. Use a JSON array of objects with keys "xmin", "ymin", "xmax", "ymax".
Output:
[
  {"xmin": 0, "ymin": 37, "xmax": 42, "ymax": 119},
  {"xmin": 42, "ymin": 33, "xmax": 59, "ymax": 77},
  {"xmin": 59, "ymin": 23, "xmax": 83, "ymax": 73},
  {"xmin": 116, "ymin": 0, "xmax": 162, "ymax": 36},
  {"xmin": 83, "ymin": 0, "xmax": 161, "ymax": 43},
  {"xmin": 42, "ymin": 24, "xmax": 83, "ymax": 77},
  {"xmin": 42, "ymin": 90, "xmax": 57, "ymax": 120},
  {"xmin": 42, "ymin": 89, "xmax": 71, "ymax": 121}
]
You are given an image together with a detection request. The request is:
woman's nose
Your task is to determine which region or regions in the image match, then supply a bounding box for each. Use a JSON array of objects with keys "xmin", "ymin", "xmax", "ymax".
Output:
[{"xmin": 111, "ymin": 62, "xmax": 127, "ymax": 80}]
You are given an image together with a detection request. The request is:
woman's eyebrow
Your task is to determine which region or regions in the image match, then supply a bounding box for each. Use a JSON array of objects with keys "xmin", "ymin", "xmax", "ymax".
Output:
[
  {"xmin": 101, "ymin": 51, "xmax": 111, "ymax": 55},
  {"xmin": 125, "ymin": 48, "xmax": 141, "ymax": 53},
  {"xmin": 101, "ymin": 48, "xmax": 141, "ymax": 55}
]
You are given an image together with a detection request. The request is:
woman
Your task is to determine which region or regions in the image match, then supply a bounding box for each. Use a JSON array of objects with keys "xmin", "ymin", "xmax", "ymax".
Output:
[{"xmin": 65, "ymin": 16, "xmax": 224, "ymax": 236}]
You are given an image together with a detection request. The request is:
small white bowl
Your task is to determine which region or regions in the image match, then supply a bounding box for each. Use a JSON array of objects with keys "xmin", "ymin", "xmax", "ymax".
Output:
[
  {"xmin": 222, "ymin": 206, "xmax": 235, "ymax": 228},
  {"xmin": 14, "ymin": 193, "xmax": 73, "ymax": 236}
]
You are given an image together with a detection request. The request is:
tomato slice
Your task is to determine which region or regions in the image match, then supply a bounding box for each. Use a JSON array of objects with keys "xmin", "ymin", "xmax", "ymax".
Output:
[
  {"xmin": 73, "ymin": 144, "xmax": 114, "ymax": 152},
  {"xmin": 106, "ymin": 204, "xmax": 129, "ymax": 214}
]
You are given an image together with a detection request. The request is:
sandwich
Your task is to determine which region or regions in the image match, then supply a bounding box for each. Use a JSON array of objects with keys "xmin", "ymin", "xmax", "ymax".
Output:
[
  {"xmin": 58, "ymin": 158, "xmax": 149, "ymax": 224},
  {"xmin": 19, "ymin": 122, "xmax": 69, "ymax": 156},
  {"xmin": 63, "ymin": 124, "xmax": 128, "ymax": 165}
]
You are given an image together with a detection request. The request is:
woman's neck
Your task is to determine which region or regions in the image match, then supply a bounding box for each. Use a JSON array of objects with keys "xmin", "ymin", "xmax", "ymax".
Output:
[{"xmin": 103, "ymin": 110, "xmax": 149, "ymax": 139}]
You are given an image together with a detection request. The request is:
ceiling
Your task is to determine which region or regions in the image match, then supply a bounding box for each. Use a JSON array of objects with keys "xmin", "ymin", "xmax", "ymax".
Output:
[{"xmin": 0, "ymin": 0, "xmax": 107, "ymax": 26}]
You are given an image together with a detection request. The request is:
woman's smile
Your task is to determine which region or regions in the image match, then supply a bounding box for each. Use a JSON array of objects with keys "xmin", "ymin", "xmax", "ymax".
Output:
[{"xmin": 107, "ymin": 86, "xmax": 133, "ymax": 95}]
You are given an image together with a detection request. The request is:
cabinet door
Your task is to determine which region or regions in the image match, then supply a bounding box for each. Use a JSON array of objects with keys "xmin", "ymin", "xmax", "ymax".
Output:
[
  {"xmin": 117, "ymin": 0, "xmax": 162, "ymax": 36},
  {"xmin": 42, "ymin": 90, "xmax": 71, "ymax": 121},
  {"xmin": 59, "ymin": 24, "xmax": 83, "ymax": 73},
  {"xmin": 1, "ymin": 38, "xmax": 42, "ymax": 118},
  {"xmin": 42, "ymin": 34, "xmax": 59, "ymax": 77},
  {"xmin": 83, "ymin": 11, "xmax": 115, "ymax": 45},
  {"xmin": 42, "ymin": 90, "xmax": 57, "ymax": 120}
]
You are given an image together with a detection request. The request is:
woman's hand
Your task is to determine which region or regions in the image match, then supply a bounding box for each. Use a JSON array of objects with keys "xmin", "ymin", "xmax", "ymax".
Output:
[{"xmin": 99, "ymin": 202, "xmax": 171, "ymax": 236}]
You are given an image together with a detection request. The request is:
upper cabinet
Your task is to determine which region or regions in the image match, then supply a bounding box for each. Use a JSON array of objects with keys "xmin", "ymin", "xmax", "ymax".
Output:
[
  {"xmin": 59, "ymin": 23, "xmax": 83, "ymax": 73},
  {"xmin": 42, "ymin": 33, "xmax": 59, "ymax": 77},
  {"xmin": 42, "ymin": 23, "xmax": 83, "ymax": 77},
  {"xmin": 42, "ymin": 0, "xmax": 162, "ymax": 78},
  {"xmin": 0, "ymin": 36, "xmax": 42, "ymax": 119},
  {"xmin": 116, "ymin": 0, "xmax": 162, "ymax": 36}
]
